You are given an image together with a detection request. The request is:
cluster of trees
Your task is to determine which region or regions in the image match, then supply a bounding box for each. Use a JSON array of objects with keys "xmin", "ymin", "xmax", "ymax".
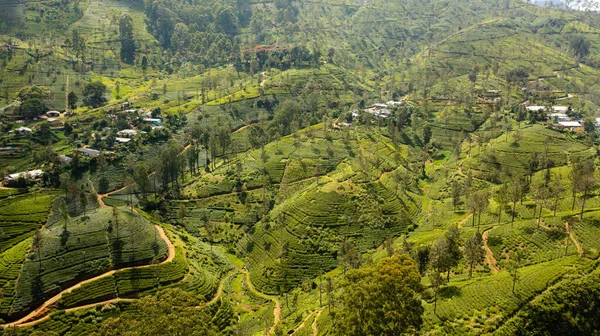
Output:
[
  {"xmin": 143, "ymin": 0, "xmax": 251, "ymax": 53},
  {"xmin": 234, "ymin": 45, "xmax": 321, "ymax": 73}
]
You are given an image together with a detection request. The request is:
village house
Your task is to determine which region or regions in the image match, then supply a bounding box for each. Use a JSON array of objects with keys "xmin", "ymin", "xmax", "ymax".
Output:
[
  {"xmin": 555, "ymin": 121, "xmax": 582, "ymax": 132},
  {"xmin": 58, "ymin": 155, "xmax": 72, "ymax": 165},
  {"xmin": 46, "ymin": 111, "xmax": 61, "ymax": 118},
  {"xmin": 14, "ymin": 127, "xmax": 32, "ymax": 135},
  {"xmin": 117, "ymin": 129, "xmax": 139, "ymax": 138},
  {"xmin": 115, "ymin": 137, "xmax": 132, "ymax": 144},
  {"xmin": 4, "ymin": 169, "xmax": 44, "ymax": 184},
  {"xmin": 549, "ymin": 113, "xmax": 570, "ymax": 122},
  {"xmin": 386, "ymin": 101, "xmax": 404, "ymax": 107},
  {"xmin": 142, "ymin": 118, "xmax": 162, "ymax": 125},
  {"xmin": 76, "ymin": 148, "xmax": 101, "ymax": 157}
]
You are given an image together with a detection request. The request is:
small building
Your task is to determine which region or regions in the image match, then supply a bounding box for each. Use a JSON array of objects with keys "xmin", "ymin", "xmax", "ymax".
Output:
[
  {"xmin": 4, "ymin": 169, "xmax": 44, "ymax": 184},
  {"xmin": 526, "ymin": 105, "xmax": 545, "ymax": 112},
  {"xmin": 549, "ymin": 113, "xmax": 570, "ymax": 121},
  {"xmin": 143, "ymin": 118, "xmax": 162, "ymax": 125},
  {"xmin": 76, "ymin": 148, "xmax": 101, "ymax": 157},
  {"xmin": 117, "ymin": 129, "xmax": 138, "ymax": 138},
  {"xmin": 371, "ymin": 103, "xmax": 389, "ymax": 109},
  {"xmin": 58, "ymin": 155, "xmax": 72, "ymax": 165},
  {"xmin": 47, "ymin": 118, "xmax": 62, "ymax": 127},
  {"xmin": 556, "ymin": 121, "xmax": 582, "ymax": 132},
  {"xmin": 46, "ymin": 111, "xmax": 61, "ymax": 118},
  {"xmin": 15, "ymin": 127, "xmax": 32, "ymax": 135},
  {"xmin": 351, "ymin": 110, "xmax": 360, "ymax": 118},
  {"xmin": 115, "ymin": 137, "xmax": 132, "ymax": 144},
  {"xmin": 386, "ymin": 101, "xmax": 404, "ymax": 107},
  {"xmin": 552, "ymin": 106, "xmax": 569, "ymax": 113}
]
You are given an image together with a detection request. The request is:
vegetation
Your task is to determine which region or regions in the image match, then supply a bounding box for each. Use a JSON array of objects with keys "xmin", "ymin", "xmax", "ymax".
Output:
[{"xmin": 2, "ymin": 0, "xmax": 600, "ymax": 334}]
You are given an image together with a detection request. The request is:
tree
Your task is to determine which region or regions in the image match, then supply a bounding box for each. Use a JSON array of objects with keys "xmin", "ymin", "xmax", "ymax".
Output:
[
  {"xmin": 68, "ymin": 91, "xmax": 78, "ymax": 110},
  {"xmin": 494, "ymin": 184, "xmax": 509, "ymax": 224},
  {"xmin": 58, "ymin": 198, "xmax": 69, "ymax": 230},
  {"xmin": 133, "ymin": 163, "xmax": 151, "ymax": 201},
  {"xmin": 510, "ymin": 177, "xmax": 524, "ymax": 225},
  {"xmin": 452, "ymin": 180, "xmax": 462, "ymax": 211},
  {"xmin": 550, "ymin": 173, "xmax": 565, "ymax": 217},
  {"xmin": 338, "ymin": 240, "xmax": 362, "ymax": 273},
  {"xmin": 443, "ymin": 225, "xmax": 462, "ymax": 281},
  {"xmin": 463, "ymin": 231, "xmax": 484, "ymax": 278},
  {"xmin": 428, "ymin": 267, "xmax": 444, "ymax": 314},
  {"xmin": 141, "ymin": 55, "xmax": 148, "ymax": 72},
  {"xmin": 83, "ymin": 81, "xmax": 108, "ymax": 108},
  {"xmin": 17, "ymin": 98, "xmax": 46, "ymax": 118},
  {"xmin": 506, "ymin": 251, "xmax": 524, "ymax": 294},
  {"xmin": 570, "ymin": 35, "xmax": 590, "ymax": 60},
  {"xmin": 79, "ymin": 188, "xmax": 88, "ymax": 218},
  {"xmin": 334, "ymin": 255, "xmax": 424, "ymax": 335},
  {"xmin": 119, "ymin": 14, "xmax": 136, "ymax": 64}
]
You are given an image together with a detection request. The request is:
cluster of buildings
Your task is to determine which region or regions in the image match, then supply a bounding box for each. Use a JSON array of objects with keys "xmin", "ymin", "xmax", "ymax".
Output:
[{"xmin": 525, "ymin": 105, "xmax": 585, "ymax": 132}]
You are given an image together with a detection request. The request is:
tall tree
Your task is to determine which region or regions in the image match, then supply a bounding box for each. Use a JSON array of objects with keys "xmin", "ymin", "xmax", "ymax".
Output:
[
  {"xmin": 494, "ymin": 184, "xmax": 509, "ymax": 224},
  {"xmin": 335, "ymin": 255, "xmax": 424, "ymax": 335},
  {"xmin": 119, "ymin": 14, "xmax": 136, "ymax": 64},
  {"xmin": 463, "ymin": 231, "xmax": 484, "ymax": 278},
  {"xmin": 338, "ymin": 240, "xmax": 362, "ymax": 273},
  {"xmin": 83, "ymin": 81, "xmax": 107, "ymax": 108},
  {"xmin": 428, "ymin": 267, "xmax": 444, "ymax": 314}
]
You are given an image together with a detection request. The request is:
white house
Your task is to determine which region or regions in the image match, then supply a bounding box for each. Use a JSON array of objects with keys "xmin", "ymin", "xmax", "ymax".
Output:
[
  {"xmin": 371, "ymin": 103, "xmax": 388, "ymax": 109},
  {"xmin": 15, "ymin": 127, "xmax": 32, "ymax": 135},
  {"xmin": 386, "ymin": 101, "xmax": 404, "ymax": 107},
  {"xmin": 143, "ymin": 118, "xmax": 162, "ymax": 125},
  {"xmin": 5, "ymin": 169, "xmax": 44, "ymax": 183},
  {"xmin": 549, "ymin": 113, "xmax": 570, "ymax": 121},
  {"xmin": 46, "ymin": 111, "xmax": 60, "ymax": 118},
  {"xmin": 115, "ymin": 137, "xmax": 132, "ymax": 144},
  {"xmin": 117, "ymin": 129, "xmax": 138, "ymax": 138},
  {"xmin": 556, "ymin": 121, "xmax": 582, "ymax": 131}
]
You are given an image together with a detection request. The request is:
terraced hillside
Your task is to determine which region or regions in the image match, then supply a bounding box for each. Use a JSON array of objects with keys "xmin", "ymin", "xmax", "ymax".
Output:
[{"xmin": 0, "ymin": 202, "xmax": 168, "ymax": 322}]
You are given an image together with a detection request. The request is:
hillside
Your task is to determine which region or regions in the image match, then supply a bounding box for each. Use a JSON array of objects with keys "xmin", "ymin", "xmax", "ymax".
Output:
[{"xmin": 1, "ymin": 0, "xmax": 600, "ymax": 334}]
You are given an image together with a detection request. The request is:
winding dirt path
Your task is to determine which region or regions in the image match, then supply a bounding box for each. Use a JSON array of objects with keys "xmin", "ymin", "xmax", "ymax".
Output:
[
  {"xmin": 312, "ymin": 309, "xmax": 323, "ymax": 336},
  {"xmin": 241, "ymin": 269, "xmax": 281, "ymax": 335},
  {"xmin": 196, "ymin": 270, "xmax": 238, "ymax": 309},
  {"xmin": 457, "ymin": 214, "xmax": 472, "ymax": 229},
  {"xmin": 291, "ymin": 311, "xmax": 315, "ymax": 336},
  {"xmin": 565, "ymin": 222, "xmax": 584, "ymax": 257},
  {"xmin": 482, "ymin": 229, "xmax": 499, "ymax": 272},
  {"xmin": 0, "ymin": 224, "xmax": 175, "ymax": 328}
]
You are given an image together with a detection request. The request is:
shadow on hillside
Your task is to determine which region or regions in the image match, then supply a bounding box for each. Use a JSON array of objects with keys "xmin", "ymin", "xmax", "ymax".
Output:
[{"xmin": 439, "ymin": 286, "xmax": 461, "ymax": 299}]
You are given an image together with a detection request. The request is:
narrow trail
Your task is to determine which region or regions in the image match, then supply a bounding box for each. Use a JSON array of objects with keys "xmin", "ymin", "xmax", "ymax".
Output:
[
  {"xmin": 290, "ymin": 310, "xmax": 316, "ymax": 336},
  {"xmin": 566, "ymin": 222, "xmax": 584, "ymax": 257},
  {"xmin": 196, "ymin": 270, "xmax": 238, "ymax": 309},
  {"xmin": 312, "ymin": 309, "xmax": 323, "ymax": 336},
  {"xmin": 241, "ymin": 270, "xmax": 281, "ymax": 335},
  {"xmin": 0, "ymin": 224, "xmax": 175, "ymax": 328},
  {"xmin": 458, "ymin": 214, "xmax": 472, "ymax": 229},
  {"xmin": 482, "ymin": 229, "xmax": 499, "ymax": 272}
]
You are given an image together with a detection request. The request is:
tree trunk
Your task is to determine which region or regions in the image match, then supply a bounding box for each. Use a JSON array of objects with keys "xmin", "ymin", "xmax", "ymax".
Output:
[
  {"xmin": 565, "ymin": 235, "xmax": 570, "ymax": 256},
  {"xmin": 572, "ymin": 191, "xmax": 577, "ymax": 210},
  {"xmin": 580, "ymin": 188, "xmax": 588, "ymax": 220},
  {"xmin": 469, "ymin": 260, "xmax": 474, "ymax": 278},
  {"xmin": 447, "ymin": 269, "xmax": 450, "ymax": 282},
  {"xmin": 512, "ymin": 278, "xmax": 516, "ymax": 294},
  {"xmin": 498, "ymin": 207, "xmax": 502, "ymax": 225},
  {"xmin": 512, "ymin": 200, "xmax": 516, "ymax": 225},
  {"xmin": 554, "ymin": 196, "xmax": 558, "ymax": 217},
  {"xmin": 472, "ymin": 212, "xmax": 476, "ymax": 227}
]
